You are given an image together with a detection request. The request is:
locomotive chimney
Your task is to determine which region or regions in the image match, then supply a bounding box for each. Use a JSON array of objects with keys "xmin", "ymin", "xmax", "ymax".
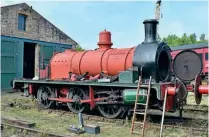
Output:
[
  {"xmin": 143, "ymin": 19, "xmax": 159, "ymax": 43},
  {"xmin": 97, "ymin": 29, "xmax": 113, "ymax": 49}
]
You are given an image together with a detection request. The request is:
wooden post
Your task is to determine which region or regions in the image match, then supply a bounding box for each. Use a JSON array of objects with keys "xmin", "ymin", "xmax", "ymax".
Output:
[{"xmin": 34, "ymin": 44, "xmax": 40, "ymax": 77}]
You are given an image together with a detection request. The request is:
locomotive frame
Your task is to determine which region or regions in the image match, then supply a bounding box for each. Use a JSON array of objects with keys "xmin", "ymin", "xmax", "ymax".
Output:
[
  {"xmin": 11, "ymin": 18, "xmax": 208, "ymax": 119},
  {"xmin": 11, "ymin": 72, "xmax": 178, "ymax": 119}
]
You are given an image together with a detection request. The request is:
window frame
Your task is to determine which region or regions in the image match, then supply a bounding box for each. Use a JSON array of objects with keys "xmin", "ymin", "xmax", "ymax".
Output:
[
  {"xmin": 205, "ymin": 52, "xmax": 208, "ymax": 60},
  {"xmin": 198, "ymin": 53, "xmax": 203, "ymax": 59},
  {"xmin": 18, "ymin": 13, "xmax": 27, "ymax": 31}
]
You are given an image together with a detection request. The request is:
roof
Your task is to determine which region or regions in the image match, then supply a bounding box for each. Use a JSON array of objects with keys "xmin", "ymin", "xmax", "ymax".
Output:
[
  {"xmin": 1, "ymin": 3, "xmax": 79, "ymax": 47},
  {"xmin": 170, "ymin": 43, "xmax": 208, "ymax": 51}
]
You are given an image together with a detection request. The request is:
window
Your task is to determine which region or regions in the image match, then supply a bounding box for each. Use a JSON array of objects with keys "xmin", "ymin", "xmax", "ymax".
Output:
[
  {"xmin": 205, "ymin": 53, "xmax": 208, "ymax": 60},
  {"xmin": 18, "ymin": 14, "xmax": 27, "ymax": 31},
  {"xmin": 198, "ymin": 53, "xmax": 203, "ymax": 59}
]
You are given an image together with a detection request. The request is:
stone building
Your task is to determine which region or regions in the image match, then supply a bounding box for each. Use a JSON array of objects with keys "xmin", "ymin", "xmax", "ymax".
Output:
[
  {"xmin": 1, "ymin": 3, "xmax": 78, "ymax": 48},
  {"xmin": 1, "ymin": 3, "xmax": 78, "ymax": 90}
]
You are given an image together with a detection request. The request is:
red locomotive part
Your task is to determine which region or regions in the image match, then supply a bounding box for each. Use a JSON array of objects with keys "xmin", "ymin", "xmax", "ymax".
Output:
[
  {"xmin": 186, "ymin": 84, "xmax": 208, "ymax": 94},
  {"xmin": 160, "ymin": 84, "xmax": 175, "ymax": 111},
  {"xmin": 97, "ymin": 29, "xmax": 113, "ymax": 49},
  {"xmin": 50, "ymin": 30, "xmax": 135, "ymax": 80},
  {"xmin": 198, "ymin": 85, "xmax": 208, "ymax": 94}
]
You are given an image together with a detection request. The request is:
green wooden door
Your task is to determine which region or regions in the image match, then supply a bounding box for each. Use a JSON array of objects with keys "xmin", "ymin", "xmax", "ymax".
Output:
[
  {"xmin": 40, "ymin": 45, "xmax": 54, "ymax": 68},
  {"xmin": 1, "ymin": 40, "xmax": 17, "ymax": 90}
]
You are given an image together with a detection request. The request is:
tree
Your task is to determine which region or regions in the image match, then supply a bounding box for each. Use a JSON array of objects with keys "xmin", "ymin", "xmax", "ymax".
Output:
[
  {"xmin": 189, "ymin": 33, "xmax": 197, "ymax": 44},
  {"xmin": 76, "ymin": 45, "xmax": 85, "ymax": 51},
  {"xmin": 179, "ymin": 33, "xmax": 193, "ymax": 45},
  {"xmin": 200, "ymin": 34, "xmax": 205, "ymax": 41},
  {"xmin": 162, "ymin": 34, "xmax": 181, "ymax": 46},
  {"xmin": 199, "ymin": 34, "xmax": 208, "ymax": 43},
  {"xmin": 161, "ymin": 33, "xmax": 208, "ymax": 47}
]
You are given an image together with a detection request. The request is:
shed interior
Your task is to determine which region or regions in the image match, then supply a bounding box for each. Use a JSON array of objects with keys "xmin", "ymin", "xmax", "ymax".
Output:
[{"xmin": 23, "ymin": 42, "xmax": 36, "ymax": 78}]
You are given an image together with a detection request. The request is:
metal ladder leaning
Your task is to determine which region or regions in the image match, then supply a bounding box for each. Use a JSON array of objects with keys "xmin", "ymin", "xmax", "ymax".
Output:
[{"xmin": 130, "ymin": 75, "xmax": 152, "ymax": 137}]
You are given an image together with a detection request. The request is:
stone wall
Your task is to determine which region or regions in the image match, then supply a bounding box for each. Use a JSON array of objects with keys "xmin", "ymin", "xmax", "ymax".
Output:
[{"xmin": 1, "ymin": 3, "xmax": 78, "ymax": 49}]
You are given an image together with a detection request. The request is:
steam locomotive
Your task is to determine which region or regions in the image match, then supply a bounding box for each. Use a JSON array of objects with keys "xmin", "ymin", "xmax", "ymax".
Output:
[{"xmin": 11, "ymin": 19, "xmax": 208, "ymax": 119}]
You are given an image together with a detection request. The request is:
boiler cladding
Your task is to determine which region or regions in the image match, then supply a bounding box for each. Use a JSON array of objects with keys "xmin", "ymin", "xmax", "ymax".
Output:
[{"xmin": 50, "ymin": 19, "xmax": 172, "ymax": 83}]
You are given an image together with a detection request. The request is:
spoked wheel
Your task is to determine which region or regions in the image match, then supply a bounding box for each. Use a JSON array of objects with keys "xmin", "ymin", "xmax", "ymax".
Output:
[
  {"xmin": 98, "ymin": 105, "xmax": 122, "ymax": 119},
  {"xmin": 66, "ymin": 87, "xmax": 88, "ymax": 113},
  {"xmin": 37, "ymin": 86, "xmax": 56, "ymax": 109},
  {"xmin": 175, "ymin": 78, "xmax": 188, "ymax": 104}
]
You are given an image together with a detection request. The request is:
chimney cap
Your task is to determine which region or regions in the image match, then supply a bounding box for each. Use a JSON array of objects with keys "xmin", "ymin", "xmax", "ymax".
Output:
[
  {"xmin": 143, "ymin": 19, "xmax": 159, "ymax": 24},
  {"xmin": 99, "ymin": 29, "xmax": 111, "ymax": 35},
  {"xmin": 143, "ymin": 19, "xmax": 158, "ymax": 43}
]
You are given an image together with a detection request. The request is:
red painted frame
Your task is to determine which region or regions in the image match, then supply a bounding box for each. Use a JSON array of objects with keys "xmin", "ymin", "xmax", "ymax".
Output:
[
  {"xmin": 89, "ymin": 86, "xmax": 95, "ymax": 109},
  {"xmin": 48, "ymin": 86, "xmax": 108, "ymax": 110},
  {"xmin": 29, "ymin": 84, "xmax": 33, "ymax": 94},
  {"xmin": 47, "ymin": 97, "xmax": 107, "ymax": 104}
]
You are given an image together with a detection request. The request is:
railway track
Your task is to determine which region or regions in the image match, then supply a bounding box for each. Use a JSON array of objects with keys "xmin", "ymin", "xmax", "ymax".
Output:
[
  {"xmin": 2, "ymin": 101, "xmax": 208, "ymax": 123},
  {"xmin": 2, "ymin": 102, "xmax": 208, "ymax": 136},
  {"xmin": 50, "ymin": 108, "xmax": 208, "ymax": 136},
  {"xmin": 183, "ymin": 104, "xmax": 208, "ymax": 111},
  {"xmin": 51, "ymin": 108, "xmax": 208, "ymax": 128},
  {"xmin": 36, "ymin": 104, "xmax": 208, "ymax": 133},
  {"xmin": 2, "ymin": 123, "xmax": 69, "ymax": 137},
  {"xmin": 1, "ymin": 116, "xmax": 208, "ymax": 137}
]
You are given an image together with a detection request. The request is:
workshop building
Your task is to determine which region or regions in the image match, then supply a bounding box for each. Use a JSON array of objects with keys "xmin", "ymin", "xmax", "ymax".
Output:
[{"xmin": 1, "ymin": 3, "xmax": 78, "ymax": 90}]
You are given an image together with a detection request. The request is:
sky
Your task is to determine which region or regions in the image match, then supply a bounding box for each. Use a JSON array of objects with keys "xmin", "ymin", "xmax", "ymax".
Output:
[{"xmin": 1, "ymin": 0, "xmax": 208, "ymax": 49}]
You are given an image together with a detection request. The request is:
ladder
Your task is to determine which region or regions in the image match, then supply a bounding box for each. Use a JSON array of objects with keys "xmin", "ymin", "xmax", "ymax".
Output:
[
  {"xmin": 160, "ymin": 88, "xmax": 168, "ymax": 137},
  {"xmin": 130, "ymin": 75, "xmax": 152, "ymax": 136}
]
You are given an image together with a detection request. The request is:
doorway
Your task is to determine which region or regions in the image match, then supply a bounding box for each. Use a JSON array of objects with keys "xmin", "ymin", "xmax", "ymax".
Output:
[{"xmin": 23, "ymin": 42, "xmax": 36, "ymax": 78}]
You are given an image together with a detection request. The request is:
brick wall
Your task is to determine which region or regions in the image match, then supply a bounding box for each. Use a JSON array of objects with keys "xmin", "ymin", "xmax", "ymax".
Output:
[{"xmin": 1, "ymin": 3, "xmax": 78, "ymax": 49}]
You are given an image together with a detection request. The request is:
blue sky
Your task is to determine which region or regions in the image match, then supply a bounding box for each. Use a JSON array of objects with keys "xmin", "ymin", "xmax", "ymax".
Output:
[{"xmin": 1, "ymin": 0, "xmax": 208, "ymax": 49}]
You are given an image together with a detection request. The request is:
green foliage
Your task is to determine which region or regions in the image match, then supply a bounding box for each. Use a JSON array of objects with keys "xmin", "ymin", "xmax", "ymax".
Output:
[
  {"xmin": 190, "ymin": 33, "xmax": 196, "ymax": 43},
  {"xmin": 200, "ymin": 34, "xmax": 208, "ymax": 43},
  {"xmin": 200, "ymin": 34, "xmax": 205, "ymax": 41},
  {"xmin": 162, "ymin": 34, "xmax": 181, "ymax": 46},
  {"xmin": 75, "ymin": 45, "xmax": 85, "ymax": 51},
  {"xmin": 162, "ymin": 33, "xmax": 208, "ymax": 46}
]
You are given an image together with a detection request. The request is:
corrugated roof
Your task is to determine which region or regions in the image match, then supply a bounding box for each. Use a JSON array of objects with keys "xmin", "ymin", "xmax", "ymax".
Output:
[{"xmin": 170, "ymin": 43, "xmax": 208, "ymax": 51}]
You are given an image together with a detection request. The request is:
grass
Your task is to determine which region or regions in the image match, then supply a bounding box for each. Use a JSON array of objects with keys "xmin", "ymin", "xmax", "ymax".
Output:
[
  {"xmin": 186, "ymin": 92, "xmax": 208, "ymax": 106},
  {"xmin": 1, "ymin": 92, "xmax": 208, "ymax": 137}
]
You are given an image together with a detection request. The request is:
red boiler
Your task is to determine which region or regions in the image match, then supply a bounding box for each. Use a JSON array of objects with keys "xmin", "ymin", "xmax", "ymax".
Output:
[{"xmin": 50, "ymin": 30, "xmax": 135, "ymax": 80}]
